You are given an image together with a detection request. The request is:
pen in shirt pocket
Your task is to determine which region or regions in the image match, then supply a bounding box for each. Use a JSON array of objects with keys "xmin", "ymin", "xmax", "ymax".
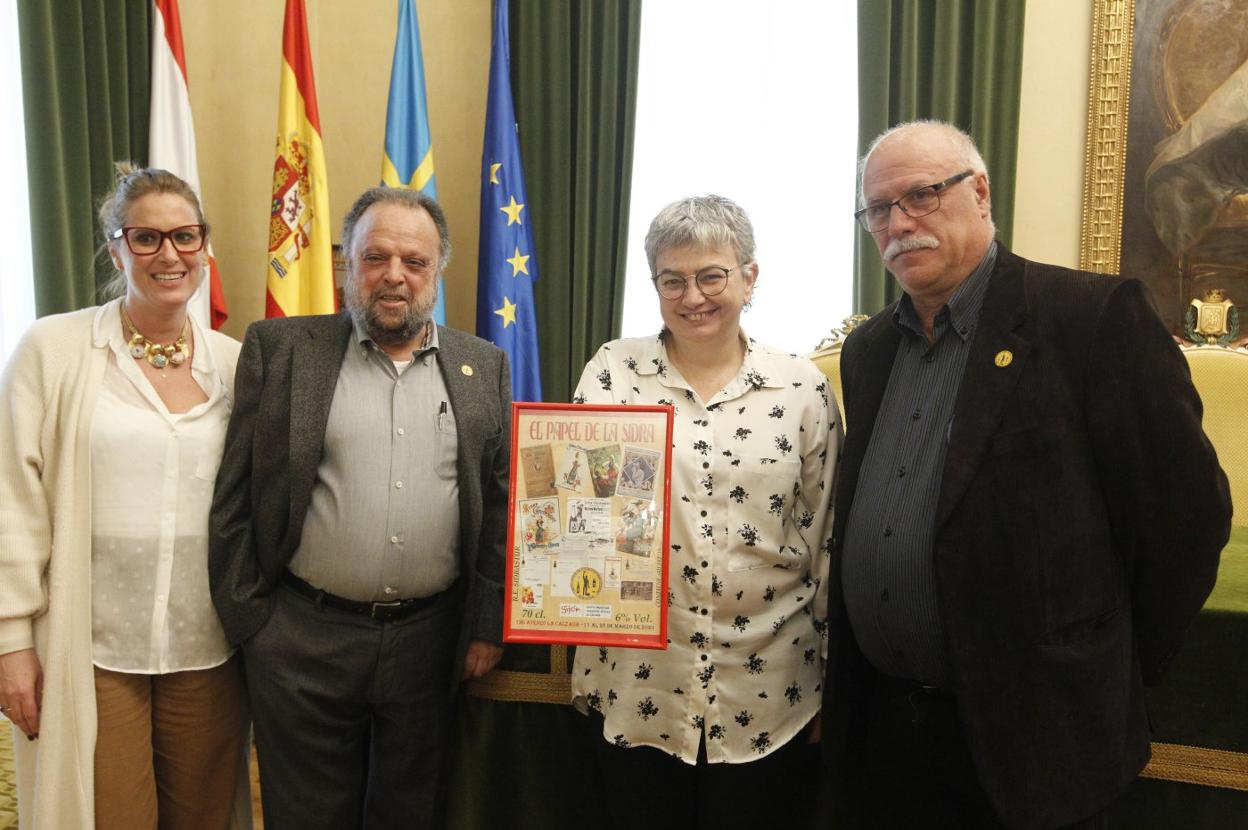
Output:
[{"xmin": 438, "ymin": 400, "xmax": 448, "ymax": 430}]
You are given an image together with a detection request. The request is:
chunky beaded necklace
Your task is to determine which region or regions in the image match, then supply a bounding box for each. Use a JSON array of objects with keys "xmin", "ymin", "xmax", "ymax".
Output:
[{"xmin": 120, "ymin": 305, "xmax": 190, "ymax": 369}]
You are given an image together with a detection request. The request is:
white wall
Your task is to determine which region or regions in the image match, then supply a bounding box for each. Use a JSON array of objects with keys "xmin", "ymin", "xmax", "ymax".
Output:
[{"xmin": 1012, "ymin": 0, "xmax": 1092, "ymax": 268}]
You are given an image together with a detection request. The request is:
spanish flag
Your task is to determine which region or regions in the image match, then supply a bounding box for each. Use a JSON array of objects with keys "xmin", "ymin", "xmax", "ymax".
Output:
[
  {"xmin": 149, "ymin": 0, "xmax": 229, "ymax": 329},
  {"xmin": 266, "ymin": 0, "xmax": 336, "ymax": 318}
]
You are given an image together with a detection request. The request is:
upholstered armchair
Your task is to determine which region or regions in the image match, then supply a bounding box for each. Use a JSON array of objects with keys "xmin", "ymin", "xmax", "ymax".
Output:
[
  {"xmin": 1183, "ymin": 346, "xmax": 1248, "ymax": 526},
  {"xmin": 1113, "ymin": 345, "xmax": 1248, "ymax": 811},
  {"xmin": 809, "ymin": 317, "xmax": 865, "ymax": 428}
]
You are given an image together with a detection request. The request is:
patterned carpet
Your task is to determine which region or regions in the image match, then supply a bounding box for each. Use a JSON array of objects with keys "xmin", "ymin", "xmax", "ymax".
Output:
[
  {"xmin": 0, "ymin": 726, "xmax": 16, "ymax": 830},
  {"xmin": 0, "ymin": 729, "xmax": 260, "ymax": 828}
]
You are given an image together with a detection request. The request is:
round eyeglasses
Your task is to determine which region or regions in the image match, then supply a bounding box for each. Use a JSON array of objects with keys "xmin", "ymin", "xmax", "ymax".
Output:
[
  {"xmin": 110, "ymin": 225, "xmax": 207, "ymax": 255},
  {"xmin": 652, "ymin": 266, "xmax": 736, "ymax": 300},
  {"xmin": 854, "ymin": 170, "xmax": 974, "ymax": 233}
]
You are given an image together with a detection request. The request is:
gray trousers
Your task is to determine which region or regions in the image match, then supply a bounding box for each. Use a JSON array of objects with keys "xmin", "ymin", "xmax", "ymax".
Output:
[{"xmin": 242, "ymin": 583, "xmax": 459, "ymax": 830}]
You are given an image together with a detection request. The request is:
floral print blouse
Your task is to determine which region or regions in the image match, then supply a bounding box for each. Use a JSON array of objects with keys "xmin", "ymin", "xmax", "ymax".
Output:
[{"xmin": 571, "ymin": 333, "xmax": 841, "ymax": 763}]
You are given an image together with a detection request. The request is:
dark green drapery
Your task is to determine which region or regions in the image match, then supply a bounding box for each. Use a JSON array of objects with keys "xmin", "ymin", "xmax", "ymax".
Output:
[
  {"xmin": 854, "ymin": 0, "xmax": 1025, "ymax": 315},
  {"xmin": 509, "ymin": 0, "xmax": 642, "ymax": 404},
  {"xmin": 445, "ymin": 3, "xmax": 640, "ymax": 826},
  {"xmin": 17, "ymin": 0, "xmax": 149, "ymax": 317}
]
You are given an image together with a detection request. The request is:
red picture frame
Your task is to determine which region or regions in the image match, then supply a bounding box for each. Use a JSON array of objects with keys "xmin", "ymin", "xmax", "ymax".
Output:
[{"xmin": 503, "ymin": 402, "xmax": 674, "ymax": 648}]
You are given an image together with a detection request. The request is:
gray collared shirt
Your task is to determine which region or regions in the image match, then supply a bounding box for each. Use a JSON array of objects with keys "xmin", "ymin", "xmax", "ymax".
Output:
[
  {"xmin": 841, "ymin": 242, "xmax": 997, "ymax": 687},
  {"xmin": 287, "ymin": 321, "xmax": 460, "ymax": 601}
]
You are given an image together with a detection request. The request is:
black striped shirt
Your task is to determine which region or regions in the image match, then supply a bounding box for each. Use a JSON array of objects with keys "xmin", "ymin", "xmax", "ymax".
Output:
[{"xmin": 841, "ymin": 242, "xmax": 997, "ymax": 687}]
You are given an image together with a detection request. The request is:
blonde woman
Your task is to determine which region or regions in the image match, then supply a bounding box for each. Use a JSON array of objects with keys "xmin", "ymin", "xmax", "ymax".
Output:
[{"xmin": 0, "ymin": 165, "xmax": 248, "ymax": 829}]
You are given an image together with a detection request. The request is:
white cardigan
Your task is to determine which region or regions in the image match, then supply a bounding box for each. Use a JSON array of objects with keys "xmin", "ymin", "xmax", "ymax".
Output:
[{"xmin": 0, "ymin": 300, "xmax": 246, "ymax": 829}]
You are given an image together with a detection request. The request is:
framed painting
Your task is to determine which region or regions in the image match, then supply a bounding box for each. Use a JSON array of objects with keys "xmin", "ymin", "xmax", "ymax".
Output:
[
  {"xmin": 1082, "ymin": 1, "xmax": 1248, "ymax": 794},
  {"xmin": 1081, "ymin": 0, "xmax": 1248, "ymax": 337}
]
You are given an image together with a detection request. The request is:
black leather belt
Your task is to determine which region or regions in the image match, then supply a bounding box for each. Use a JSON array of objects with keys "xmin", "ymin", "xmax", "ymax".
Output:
[{"xmin": 281, "ymin": 571, "xmax": 441, "ymax": 622}]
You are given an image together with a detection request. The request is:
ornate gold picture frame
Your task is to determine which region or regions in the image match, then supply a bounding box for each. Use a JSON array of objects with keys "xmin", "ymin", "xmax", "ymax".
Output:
[
  {"xmin": 1082, "ymin": 0, "xmax": 1248, "ymax": 332},
  {"xmin": 1084, "ymin": 2, "xmax": 1248, "ymax": 792},
  {"xmin": 1080, "ymin": 1, "xmax": 1136, "ymax": 277}
]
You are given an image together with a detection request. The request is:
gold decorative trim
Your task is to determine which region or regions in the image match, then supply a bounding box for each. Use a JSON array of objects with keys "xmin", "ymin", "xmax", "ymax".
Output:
[
  {"xmin": 1142, "ymin": 742, "xmax": 1248, "ymax": 791},
  {"xmin": 812, "ymin": 315, "xmax": 871, "ymax": 352},
  {"xmin": 1080, "ymin": 0, "xmax": 1136, "ymax": 274},
  {"xmin": 550, "ymin": 644, "xmax": 568, "ymax": 674},
  {"xmin": 465, "ymin": 646, "xmax": 573, "ymax": 705}
]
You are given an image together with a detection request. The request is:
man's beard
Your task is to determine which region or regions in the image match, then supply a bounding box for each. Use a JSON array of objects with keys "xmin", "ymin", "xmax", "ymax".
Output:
[{"xmin": 346, "ymin": 276, "xmax": 439, "ymax": 348}]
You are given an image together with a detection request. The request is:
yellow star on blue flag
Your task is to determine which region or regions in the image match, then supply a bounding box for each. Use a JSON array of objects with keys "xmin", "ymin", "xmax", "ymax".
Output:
[
  {"xmin": 475, "ymin": 0, "xmax": 542, "ymax": 401},
  {"xmin": 494, "ymin": 296, "xmax": 518, "ymax": 327},
  {"xmin": 506, "ymin": 247, "xmax": 530, "ymax": 276}
]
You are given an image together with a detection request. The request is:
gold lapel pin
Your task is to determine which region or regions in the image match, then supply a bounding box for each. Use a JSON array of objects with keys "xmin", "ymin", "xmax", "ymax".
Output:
[
  {"xmin": 461, "ymin": 364, "xmax": 474, "ymax": 376},
  {"xmin": 994, "ymin": 350, "xmax": 1013, "ymax": 368}
]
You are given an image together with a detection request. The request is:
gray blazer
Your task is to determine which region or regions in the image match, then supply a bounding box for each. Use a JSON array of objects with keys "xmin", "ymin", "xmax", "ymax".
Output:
[{"xmin": 209, "ymin": 313, "xmax": 511, "ymax": 681}]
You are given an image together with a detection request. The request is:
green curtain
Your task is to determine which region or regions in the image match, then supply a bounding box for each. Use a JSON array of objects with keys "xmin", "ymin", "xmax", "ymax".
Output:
[
  {"xmin": 444, "ymin": 4, "xmax": 640, "ymax": 826},
  {"xmin": 509, "ymin": 0, "xmax": 642, "ymax": 404},
  {"xmin": 17, "ymin": 0, "xmax": 150, "ymax": 317},
  {"xmin": 854, "ymin": 0, "xmax": 1025, "ymax": 314}
]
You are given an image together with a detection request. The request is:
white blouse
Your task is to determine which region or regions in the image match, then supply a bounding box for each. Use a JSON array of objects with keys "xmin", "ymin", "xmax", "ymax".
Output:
[
  {"xmin": 571, "ymin": 333, "xmax": 841, "ymax": 764},
  {"xmin": 89, "ymin": 309, "xmax": 233, "ymax": 673}
]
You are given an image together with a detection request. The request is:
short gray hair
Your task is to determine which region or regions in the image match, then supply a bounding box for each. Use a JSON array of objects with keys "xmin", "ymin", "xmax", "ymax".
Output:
[
  {"xmin": 857, "ymin": 120, "xmax": 989, "ymax": 209},
  {"xmin": 643, "ymin": 194, "xmax": 756, "ymax": 274},
  {"xmin": 341, "ymin": 186, "xmax": 452, "ymax": 272}
]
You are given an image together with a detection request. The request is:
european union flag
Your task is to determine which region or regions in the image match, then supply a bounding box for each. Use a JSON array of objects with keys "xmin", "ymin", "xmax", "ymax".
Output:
[
  {"xmin": 476, "ymin": 0, "xmax": 542, "ymax": 401},
  {"xmin": 381, "ymin": 0, "xmax": 446, "ymax": 325}
]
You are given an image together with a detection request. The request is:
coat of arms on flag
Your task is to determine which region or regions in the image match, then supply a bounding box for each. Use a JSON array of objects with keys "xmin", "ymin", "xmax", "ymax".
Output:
[
  {"xmin": 265, "ymin": 0, "xmax": 335, "ymax": 318},
  {"xmin": 268, "ymin": 136, "xmax": 314, "ymax": 278}
]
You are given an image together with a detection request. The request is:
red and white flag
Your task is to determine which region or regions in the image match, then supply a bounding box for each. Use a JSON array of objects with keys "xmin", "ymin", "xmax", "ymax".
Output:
[{"xmin": 149, "ymin": 0, "xmax": 228, "ymax": 329}]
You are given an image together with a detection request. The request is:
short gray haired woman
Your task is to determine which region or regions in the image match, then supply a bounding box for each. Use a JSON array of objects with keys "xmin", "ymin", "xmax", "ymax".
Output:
[
  {"xmin": 0, "ymin": 164, "xmax": 249, "ymax": 829},
  {"xmin": 572, "ymin": 195, "xmax": 841, "ymax": 826}
]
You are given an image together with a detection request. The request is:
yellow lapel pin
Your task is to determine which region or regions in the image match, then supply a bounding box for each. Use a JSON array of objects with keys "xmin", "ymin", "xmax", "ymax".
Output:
[
  {"xmin": 461, "ymin": 364, "xmax": 474, "ymax": 376},
  {"xmin": 994, "ymin": 350, "xmax": 1013, "ymax": 368}
]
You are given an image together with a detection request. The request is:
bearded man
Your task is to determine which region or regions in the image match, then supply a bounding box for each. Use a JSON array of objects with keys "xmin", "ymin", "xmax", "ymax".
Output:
[{"xmin": 210, "ymin": 187, "xmax": 511, "ymax": 829}]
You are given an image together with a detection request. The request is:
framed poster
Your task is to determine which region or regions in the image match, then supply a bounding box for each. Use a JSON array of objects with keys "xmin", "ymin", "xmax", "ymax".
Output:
[{"xmin": 504, "ymin": 402, "xmax": 674, "ymax": 648}]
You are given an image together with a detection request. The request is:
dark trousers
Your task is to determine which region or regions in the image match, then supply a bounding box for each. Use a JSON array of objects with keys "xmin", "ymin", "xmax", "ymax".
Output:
[
  {"xmin": 591, "ymin": 713, "xmax": 818, "ymax": 829},
  {"xmin": 841, "ymin": 674, "xmax": 1109, "ymax": 830},
  {"xmin": 242, "ymin": 583, "xmax": 459, "ymax": 830}
]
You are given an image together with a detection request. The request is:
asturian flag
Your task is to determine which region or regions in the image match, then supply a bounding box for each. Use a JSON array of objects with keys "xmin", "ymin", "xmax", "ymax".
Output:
[
  {"xmin": 381, "ymin": 0, "xmax": 445, "ymax": 324},
  {"xmin": 149, "ymin": 0, "xmax": 228, "ymax": 329},
  {"xmin": 266, "ymin": 0, "xmax": 336, "ymax": 318},
  {"xmin": 476, "ymin": 0, "xmax": 542, "ymax": 401}
]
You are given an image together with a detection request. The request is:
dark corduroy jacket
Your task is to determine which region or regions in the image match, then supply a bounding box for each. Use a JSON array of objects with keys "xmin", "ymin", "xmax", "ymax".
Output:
[{"xmin": 822, "ymin": 246, "xmax": 1231, "ymax": 829}]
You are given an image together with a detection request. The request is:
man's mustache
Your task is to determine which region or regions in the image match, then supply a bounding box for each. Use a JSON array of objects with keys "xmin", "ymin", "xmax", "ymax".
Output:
[
  {"xmin": 884, "ymin": 235, "xmax": 940, "ymax": 261},
  {"xmin": 369, "ymin": 286, "xmax": 412, "ymax": 303}
]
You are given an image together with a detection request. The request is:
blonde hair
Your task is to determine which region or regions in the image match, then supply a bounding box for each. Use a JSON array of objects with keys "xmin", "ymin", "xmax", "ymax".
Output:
[{"xmin": 97, "ymin": 162, "xmax": 206, "ymax": 300}]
